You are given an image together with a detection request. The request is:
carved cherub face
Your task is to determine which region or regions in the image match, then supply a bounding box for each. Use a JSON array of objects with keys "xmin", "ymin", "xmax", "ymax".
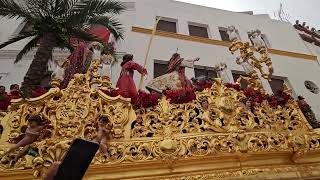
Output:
[
  {"xmin": 250, "ymin": 29, "xmax": 261, "ymax": 39},
  {"xmin": 227, "ymin": 25, "xmax": 236, "ymax": 32},
  {"xmin": 136, "ymin": 114, "xmax": 143, "ymax": 124},
  {"xmin": 12, "ymin": 115, "xmax": 21, "ymax": 128},
  {"xmin": 28, "ymin": 120, "xmax": 38, "ymax": 128},
  {"xmin": 201, "ymin": 100, "xmax": 209, "ymax": 110},
  {"xmin": 98, "ymin": 115, "xmax": 113, "ymax": 131}
]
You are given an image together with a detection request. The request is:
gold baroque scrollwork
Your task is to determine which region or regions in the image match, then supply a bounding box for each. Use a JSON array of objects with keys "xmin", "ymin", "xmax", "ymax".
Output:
[{"xmin": 0, "ymin": 51, "xmax": 320, "ymax": 179}]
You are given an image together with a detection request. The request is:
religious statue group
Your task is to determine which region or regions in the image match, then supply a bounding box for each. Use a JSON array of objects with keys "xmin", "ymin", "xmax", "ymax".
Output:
[{"xmin": 50, "ymin": 25, "xmax": 270, "ymax": 99}]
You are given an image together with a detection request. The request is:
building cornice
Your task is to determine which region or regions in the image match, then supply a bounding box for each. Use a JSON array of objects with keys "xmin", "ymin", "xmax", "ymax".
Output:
[
  {"xmin": 0, "ymin": 49, "xmax": 70, "ymax": 60},
  {"xmin": 0, "ymin": 50, "xmax": 127, "ymax": 61},
  {"xmin": 132, "ymin": 26, "xmax": 317, "ymax": 61}
]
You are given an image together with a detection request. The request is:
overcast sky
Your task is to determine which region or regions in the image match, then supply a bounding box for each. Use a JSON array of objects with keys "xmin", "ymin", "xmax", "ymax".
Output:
[{"xmin": 176, "ymin": 0, "xmax": 320, "ymax": 29}]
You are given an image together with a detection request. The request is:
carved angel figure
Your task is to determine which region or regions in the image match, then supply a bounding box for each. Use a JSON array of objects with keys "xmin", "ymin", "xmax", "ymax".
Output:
[
  {"xmin": 248, "ymin": 29, "xmax": 266, "ymax": 50},
  {"xmin": 1, "ymin": 115, "xmax": 49, "ymax": 162},
  {"xmin": 215, "ymin": 63, "xmax": 230, "ymax": 83},
  {"xmin": 236, "ymin": 57, "xmax": 255, "ymax": 75},
  {"xmin": 51, "ymin": 58, "xmax": 69, "ymax": 81},
  {"xmin": 99, "ymin": 54, "xmax": 115, "ymax": 79},
  {"xmin": 88, "ymin": 42, "xmax": 104, "ymax": 61},
  {"xmin": 227, "ymin": 25, "xmax": 241, "ymax": 41}
]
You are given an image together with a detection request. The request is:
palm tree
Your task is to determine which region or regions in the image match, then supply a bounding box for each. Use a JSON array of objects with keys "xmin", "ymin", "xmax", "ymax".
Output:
[{"xmin": 0, "ymin": 0, "xmax": 125, "ymax": 97}]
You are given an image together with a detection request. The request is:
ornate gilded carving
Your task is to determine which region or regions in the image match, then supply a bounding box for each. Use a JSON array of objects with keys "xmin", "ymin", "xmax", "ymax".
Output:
[
  {"xmin": 0, "ymin": 45, "xmax": 320, "ymax": 179},
  {"xmin": 229, "ymin": 36, "xmax": 274, "ymax": 91}
]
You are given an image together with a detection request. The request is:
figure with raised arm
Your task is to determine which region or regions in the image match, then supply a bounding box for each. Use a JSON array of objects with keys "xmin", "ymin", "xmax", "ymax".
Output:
[
  {"xmin": 116, "ymin": 54, "xmax": 148, "ymax": 98},
  {"xmin": 1, "ymin": 115, "xmax": 49, "ymax": 162},
  {"xmin": 94, "ymin": 115, "xmax": 112, "ymax": 156}
]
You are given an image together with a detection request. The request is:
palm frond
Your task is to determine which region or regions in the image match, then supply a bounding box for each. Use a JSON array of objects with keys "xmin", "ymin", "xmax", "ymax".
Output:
[
  {"xmin": 69, "ymin": 28, "xmax": 103, "ymax": 43},
  {"xmin": 53, "ymin": 0, "xmax": 78, "ymax": 17},
  {"xmin": 87, "ymin": 16, "xmax": 124, "ymax": 40},
  {"xmin": 73, "ymin": 0, "xmax": 125, "ymax": 16},
  {"xmin": 15, "ymin": 36, "xmax": 40, "ymax": 63},
  {"xmin": 25, "ymin": 0, "xmax": 52, "ymax": 18},
  {"xmin": 0, "ymin": 31, "xmax": 37, "ymax": 49},
  {"xmin": 0, "ymin": 0, "xmax": 34, "ymax": 19},
  {"xmin": 55, "ymin": 35, "xmax": 75, "ymax": 52}
]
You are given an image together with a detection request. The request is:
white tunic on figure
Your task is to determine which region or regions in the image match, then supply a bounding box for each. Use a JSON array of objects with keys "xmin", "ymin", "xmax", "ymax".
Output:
[{"xmin": 52, "ymin": 58, "xmax": 68, "ymax": 81}]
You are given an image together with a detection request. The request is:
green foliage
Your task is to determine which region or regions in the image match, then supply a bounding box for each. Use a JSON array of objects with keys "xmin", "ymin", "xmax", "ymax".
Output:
[{"xmin": 0, "ymin": 0, "xmax": 125, "ymax": 63}]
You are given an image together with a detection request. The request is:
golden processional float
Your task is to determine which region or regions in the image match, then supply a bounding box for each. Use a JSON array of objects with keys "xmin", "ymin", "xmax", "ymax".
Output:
[{"xmin": 1, "ymin": 36, "xmax": 320, "ymax": 180}]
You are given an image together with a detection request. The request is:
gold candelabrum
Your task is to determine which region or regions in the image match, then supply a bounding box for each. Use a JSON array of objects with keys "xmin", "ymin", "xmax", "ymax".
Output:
[
  {"xmin": 0, "ymin": 47, "xmax": 320, "ymax": 180},
  {"xmin": 229, "ymin": 39, "xmax": 274, "ymax": 92}
]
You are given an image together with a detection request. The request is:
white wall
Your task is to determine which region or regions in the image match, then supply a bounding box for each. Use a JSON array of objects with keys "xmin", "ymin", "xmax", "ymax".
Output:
[{"xmin": 115, "ymin": 0, "xmax": 320, "ymax": 117}]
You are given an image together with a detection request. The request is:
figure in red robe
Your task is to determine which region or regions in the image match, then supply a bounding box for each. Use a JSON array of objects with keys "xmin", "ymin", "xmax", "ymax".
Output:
[
  {"xmin": 116, "ymin": 54, "xmax": 147, "ymax": 98},
  {"xmin": 60, "ymin": 25, "xmax": 113, "ymax": 88},
  {"xmin": 60, "ymin": 41, "xmax": 87, "ymax": 88}
]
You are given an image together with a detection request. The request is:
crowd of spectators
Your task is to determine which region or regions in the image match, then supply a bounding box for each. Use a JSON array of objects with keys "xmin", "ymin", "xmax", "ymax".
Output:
[{"xmin": 0, "ymin": 84, "xmax": 49, "ymax": 111}]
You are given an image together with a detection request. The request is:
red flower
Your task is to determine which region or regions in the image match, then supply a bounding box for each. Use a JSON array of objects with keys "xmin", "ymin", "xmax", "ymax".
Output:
[
  {"xmin": 131, "ymin": 91, "xmax": 160, "ymax": 109},
  {"xmin": 274, "ymin": 89, "xmax": 291, "ymax": 107},
  {"xmin": 193, "ymin": 79, "xmax": 213, "ymax": 92},
  {"xmin": 243, "ymin": 88, "xmax": 265, "ymax": 107},
  {"xmin": 267, "ymin": 95, "xmax": 278, "ymax": 107},
  {"xmin": 225, "ymin": 83, "xmax": 241, "ymax": 91},
  {"xmin": 164, "ymin": 88, "xmax": 196, "ymax": 104}
]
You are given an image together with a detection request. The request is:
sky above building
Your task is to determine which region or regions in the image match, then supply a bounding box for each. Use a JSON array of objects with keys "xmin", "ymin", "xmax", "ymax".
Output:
[{"xmin": 176, "ymin": 0, "xmax": 320, "ymax": 29}]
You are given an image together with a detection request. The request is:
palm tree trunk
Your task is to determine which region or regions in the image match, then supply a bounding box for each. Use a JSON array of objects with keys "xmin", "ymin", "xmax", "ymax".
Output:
[{"xmin": 21, "ymin": 33, "xmax": 56, "ymax": 97}]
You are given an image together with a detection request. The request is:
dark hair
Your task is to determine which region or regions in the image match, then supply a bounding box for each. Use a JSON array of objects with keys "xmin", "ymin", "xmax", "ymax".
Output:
[
  {"xmin": 98, "ymin": 115, "xmax": 109, "ymax": 123},
  {"xmin": 27, "ymin": 115, "xmax": 43, "ymax": 125},
  {"xmin": 298, "ymin": 96, "xmax": 305, "ymax": 100},
  {"xmin": 121, "ymin": 54, "xmax": 133, "ymax": 66},
  {"xmin": 10, "ymin": 84, "xmax": 19, "ymax": 90}
]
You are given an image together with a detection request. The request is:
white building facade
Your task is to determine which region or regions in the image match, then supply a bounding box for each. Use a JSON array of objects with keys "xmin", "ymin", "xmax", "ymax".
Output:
[{"xmin": 0, "ymin": 0, "xmax": 320, "ymax": 118}]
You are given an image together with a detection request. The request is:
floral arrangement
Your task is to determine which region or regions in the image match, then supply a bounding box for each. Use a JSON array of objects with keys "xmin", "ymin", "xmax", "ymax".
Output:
[
  {"xmin": 102, "ymin": 87, "xmax": 196, "ymax": 108},
  {"xmin": 267, "ymin": 89, "xmax": 291, "ymax": 107},
  {"xmin": 243, "ymin": 88, "xmax": 264, "ymax": 104},
  {"xmin": 225, "ymin": 83, "xmax": 241, "ymax": 91},
  {"xmin": 101, "ymin": 88, "xmax": 160, "ymax": 109},
  {"xmin": 131, "ymin": 91, "xmax": 160, "ymax": 109},
  {"xmin": 101, "ymin": 82, "xmax": 291, "ymax": 109},
  {"xmin": 164, "ymin": 88, "xmax": 196, "ymax": 104},
  {"xmin": 193, "ymin": 79, "xmax": 213, "ymax": 91},
  {"xmin": 224, "ymin": 83, "xmax": 291, "ymax": 108}
]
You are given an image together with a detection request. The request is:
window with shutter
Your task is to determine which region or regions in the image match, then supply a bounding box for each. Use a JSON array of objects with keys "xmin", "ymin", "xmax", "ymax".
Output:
[
  {"xmin": 194, "ymin": 66, "xmax": 217, "ymax": 79},
  {"xmin": 156, "ymin": 19, "xmax": 177, "ymax": 33},
  {"xmin": 269, "ymin": 78, "xmax": 284, "ymax": 94},
  {"xmin": 188, "ymin": 24, "xmax": 209, "ymax": 38},
  {"xmin": 219, "ymin": 27, "xmax": 230, "ymax": 41},
  {"xmin": 154, "ymin": 60, "xmax": 168, "ymax": 78}
]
